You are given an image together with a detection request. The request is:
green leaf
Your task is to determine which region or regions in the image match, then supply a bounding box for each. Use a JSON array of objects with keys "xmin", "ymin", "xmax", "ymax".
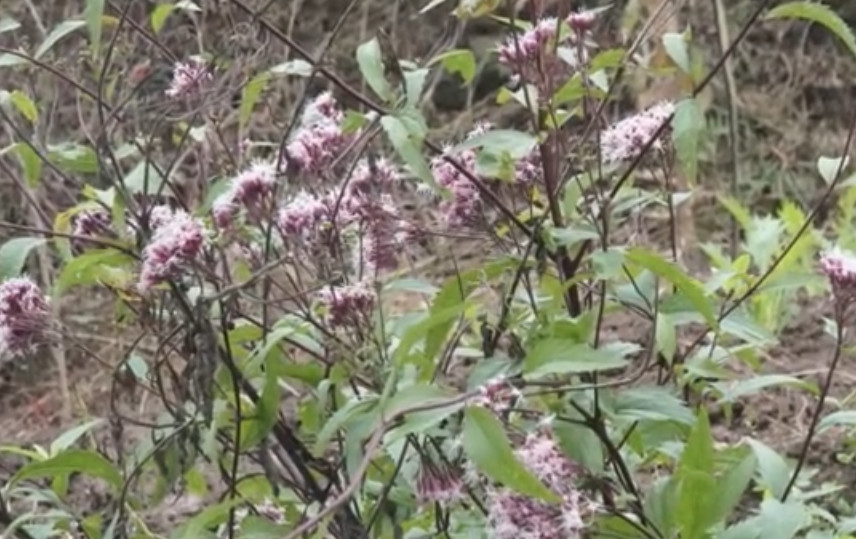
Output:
[
  {"xmin": 677, "ymin": 409, "xmax": 715, "ymax": 538},
  {"xmin": 817, "ymin": 155, "xmax": 849, "ymax": 185},
  {"xmin": 9, "ymin": 449, "xmax": 122, "ymax": 491},
  {"xmin": 643, "ymin": 477, "xmax": 681, "ymax": 538},
  {"xmin": 48, "ymin": 142, "xmax": 99, "ymax": 173},
  {"xmin": 35, "ymin": 20, "xmax": 87, "ymax": 59},
  {"xmin": 755, "ymin": 498, "xmax": 808, "ymax": 539},
  {"xmin": 710, "ymin": 452, "xmax": 756, "ymax": 528},
  {"xmin": 380, "ymin": 114, "xmax": 434, "ymax": 186},
  {"xmin": 356, "ymin": 38, "xmax": 392, "ymax": 101},
  {"xmin": 746, "ymin": 438, "xmax": 791, "ymax": 499},
  {"xmin": 124, "ymin": 159, "xmax": 165, "ymax": 195},
  {"xmin": 523, "ymin": 340, "xmax": 631, "ymax": 379},
  {"xmin": 662, "ymin": 31, "xmax": 691, "ymax": 73},
  {"xmin": 430, "ymin": 49, "xmax": 477, "ymax": 84},
  {"xmin": 404, "ymin": 68, "xmax": 429, "ymax": 107},
  {"xmin": 0, "ymin": 237, "xmax": 46, "ymax": 279},
  {"xmin": 172, "ymin": 498, "xmax": 245, "ymax": 539},
  {"xmin": 554, "ymin": 415, "xmax": 603, "ymax": 474},
  {"xmin": 240, "ymin": 71, "xmax": 271, "ymax": 130},
  {"xmin": 240, "ymin": 354, "xmax": 281, "ymax": 451},
  {"xmin": 150, "ymin": 4, "xmax": 175, "ymax": 34},
  {"xmin": 50, "ymin": 419, "xmax": 104, "ymax": 456},
  {"xmin": 712, "ymin": 374, "xmax": 815, "ymax": 403},
  {"xmin": 12, "ymin": 142, "xmax": 43, "ymax": 186},
  {"xmin": 269, "ymin": 59, "xmax": 313, "ymax": 77},
  {"xmin": 626, "ymin": 247, "xmax": 717, "ymax": 328},
  {"xmin": 454, "ymin": 129, "xmax": 538, "ymax": 160},
  {"xmin": 314, "ymin": 398, "xmax": 378, "ymax": 454},
  {"xmin": 613, "ymin": 386, "xmax": 695, "ymax": 425},
  {"xmin": 4, "ymin": 90, "xmax": 38, "ymax": 123},
  {"xmin": 462, "ymin": 406, "xmax": 559, "ymax": 502},
  {"xmin": 0, "ymin": 17, "xmax": 21, "ymax": 34},
  {"xmin": 56, "ymin": 249, "xmax": 134, "ymax": 294},
  {"xmin": 767, "ymin": 1, "xmax": 856, "ymax": 60},
  {"xmin": 85, "ymin": 0, "xmax": 105, "ymax": 56},
  {"xmin": 672, "ymin": 97, "xmax": 704, "ymax": 183},
  {"xmin": 818, "ymin": 410, "xmax": 856, "ymax": 432}
]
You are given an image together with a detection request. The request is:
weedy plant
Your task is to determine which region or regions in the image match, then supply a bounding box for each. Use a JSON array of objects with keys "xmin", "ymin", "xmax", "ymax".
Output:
[{"xmin": 3, "ymin": 0, "xmax": 856, "ymax": 538}]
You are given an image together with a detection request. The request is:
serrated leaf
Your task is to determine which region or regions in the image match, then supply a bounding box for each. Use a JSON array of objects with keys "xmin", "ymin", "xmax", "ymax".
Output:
[
  {"xmin": 746, "ymin": 438, "xmax": 791, "ymax": 499},
  {"xmin": 755, "ymin": 498, "xmax": 808, "ymax": 539},
  {"xmin": 672, "ymin": 97, "xmax": 704, "ymax": 183},
  {"xmin": 0, "ymin": 237, "xmax": 46, "ymax": 279},
  {"xmin": 613, "ymin": 387, "xmax": 695, "ymax": 425},
  {"xmin": 430, "ymin": 49, "xmax": 476, "ymax": 84},
  {"xmin": 767, "ymin": 1, "xmax": 856, "ymax": 60},
  {"xmin": 712, "ymin": 374, "xmax": 814, "ymax": 403},
  {"xmin": 462, "ymin": 406, "xmax": 559, "ymax": 502},
  {"xmin": 626, "ymin": 247, "xmax": 717, "ymax": 328},
  {"xmin": 524, "ymin": 340, "xmax": 631, "ymax": 379},
  {"xmin": 380, "ymin": 115, "xmax": 434, "ymax": 186},
  {"xmin": 86, "ymin": 0, "xmax": 105, "ymax": 56},
  {"xmin": 35, "ymin": 20, "xmax": 87, "ymax": 59},
  {"xmin": 356, "ymin": 38, "xmax": 392, "ymax": 101},
  {"xmin": 454, "ymin": 129, "xmax": 538, "ymax": 160},
  {"xmin": 9, "ymin": 449, "xmax": 122, "ymax": 491}
]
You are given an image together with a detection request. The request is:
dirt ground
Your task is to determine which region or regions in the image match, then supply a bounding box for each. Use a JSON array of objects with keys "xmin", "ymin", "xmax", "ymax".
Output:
[{"xmin": 3, "ymin": 0, "xmax": 856, "ymax": 531}]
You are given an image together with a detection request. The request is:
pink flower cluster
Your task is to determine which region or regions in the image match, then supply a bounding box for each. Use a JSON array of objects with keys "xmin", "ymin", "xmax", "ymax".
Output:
[
  {"xmin": 277, "ymin": 190, "xmax": 334, "ymax": 240},
  {"xmin": 415, "ymin": 459, "xmax": 464, "ymax": 505},
  {"xmin": 497, "ymin": 14, "xmax": 593, "ymax": 93},
  {"xmin": 286, "ymin": 92, "xmax": 352, "ymax": 175},
  {"xmin": 165, "ymin": 58, "xmax": 213, "ymax": 100},
  {"xmin": 431, "ymin": 147, "xmax": 482, "ymax": 228},
  {"xmin": 488, "ymin": 427, "xmax": 588, "ymax": 538},
  {"xmin": 139, "ymin": 208, "xmax": 207, "ymax": 291},
  {"xmin": 0, "ymin": 276, "xmax": 50, "ymax": 358},
  {"xmin": 471, "ymin": 375, "xmax": 521, "ymax": 415},
  {"xmin": 429, "ymin": 124, "xmax": 544, "ymax": 228},
  {"xmin": 318, "ymin": 281, "xmax": 376, "ymax": 329},
  {"xmin": 821, "ymin": 247, "xmax": 856, "ymax": 315},
  {"xmin": 600, "ymin": 101, "xmax": 676, "ymax": 164},
  {"xmin": 212, "ymin": 160, "xmax": 277, "ymax": 229}
]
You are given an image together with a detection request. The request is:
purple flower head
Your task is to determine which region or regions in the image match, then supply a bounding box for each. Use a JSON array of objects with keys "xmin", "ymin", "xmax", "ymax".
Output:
[
  {"xmin": 431, "ymin": 148, "xmax": 482, "ymax": 228},
  {"xmin": 471, "ymin": 375, "xmax": 521, "ymax": 415},
  {"xmin": 497, "ymin": 18, "xmax": 581, "ymax": 94},
  {"xmin": 415, "ymin": 458, "xmax": 464, "ymax": 505},
  {"xmin": 71, "ymin": 208, "xmax": 112, "ymax": 251},
  {"xmin": 487, "ymin": 426, "xmax": 589, "ymax": 538},
  {"xmin": 165, "ymin": 58, "xmax": 213, "ymax": 100},
  {"xmin": 601, "ymin": 101, "xmax": 675, "ymax": 164},
  {"xmin": 139, "ymin": 210, "xmax": 207, "ymax": 291},
  {"xmin": 821, "ymin": 247, "xmax": 856, "ymax": 317},
  {"xmin": 0, "ymin": 276, "xmax": 50, "ymax": 358},
  {"xmin": 211, "ymin": 161, "xmax": 277, "ymax": 229},
  {"xmin": 567, "ymin": 9, "xmax": 598, "ymax": 33},
  {"xmin": 277, "ymin": 190, "xmax": 333, "ymax": 240},
  {"xmin": 287, "ymin": 93, "xmax": 351, "ymax": 175},
  {"xmin": 318, "ymin": 281, "xmax": 376, "ymax": 329}
]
